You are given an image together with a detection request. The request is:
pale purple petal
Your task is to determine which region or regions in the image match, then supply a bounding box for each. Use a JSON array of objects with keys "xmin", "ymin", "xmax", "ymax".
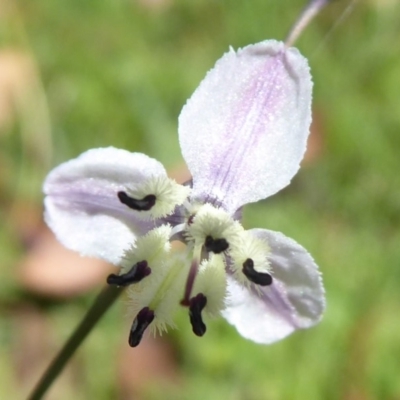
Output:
[
  {"xmin": 43, "ymin": 147, "xmax": 166, "ymax": 264},
  {"xmin": 179, "ymin": 40, "xmax": 312, "ymax": 212},
  {"xmin": 222, "ymin": 228, "xmax": 325, "ymax": 344}
]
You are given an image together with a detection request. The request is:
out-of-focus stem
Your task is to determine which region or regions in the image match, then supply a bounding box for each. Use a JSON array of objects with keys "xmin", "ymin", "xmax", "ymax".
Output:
[
  {"xmin": 285, "ymin": 0, "xmax": 331, "ymax": 47},
  {"xmin": 28, "ymin": 285, "xmax": 124, "ymax": 400}
]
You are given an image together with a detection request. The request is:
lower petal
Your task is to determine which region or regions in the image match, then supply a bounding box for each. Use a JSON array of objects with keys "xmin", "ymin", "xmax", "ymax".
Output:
[{"xmin": 222, "ymin": 228, "xmax": 325, "ymax": 344}]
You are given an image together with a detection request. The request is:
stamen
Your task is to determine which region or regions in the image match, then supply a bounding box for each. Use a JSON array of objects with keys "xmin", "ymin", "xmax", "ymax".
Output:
[
  {"xmin": 181, "ymin": 256, "xmax": 200, "ymax": 306},
  {"xmin": 118, "ymin": 191, "xmax": 156, "ymax": 211},
  {"xmin": 187, "ymin": 203, "xmax": 243, "ymax": 250},
  {"xmin": 128, "ymin": 307, "xmax": 155, "ymax": 347},
  {"xmin": 205, "ymin": 235, "xmax": 229, "ymax": 254},
  {"xmin": 192, "ymin": 255, "xmax": 227, "ymax": 318},
  {"xmin": 242, "ymin": 258, "xmax": 273, "ymax": 286},
  {"xmin": 189, "ymin": 293, "xmax": 207, "ymax": 337},
  {"xmin": 121, "ymin": 176, "xmax": 190, "ymax": 219},
  {"xmin": 107, "ymin": 260, "xmax": 151, "ymax": 287}
]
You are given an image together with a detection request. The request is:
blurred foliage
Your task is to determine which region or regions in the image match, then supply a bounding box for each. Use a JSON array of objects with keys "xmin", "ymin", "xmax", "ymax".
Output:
[{"xmin": 1, "ymin": 0, "xmax": 400, "ymax": 399}]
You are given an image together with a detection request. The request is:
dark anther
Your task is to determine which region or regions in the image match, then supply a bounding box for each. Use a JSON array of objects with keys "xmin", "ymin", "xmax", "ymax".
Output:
[
  {"xmin": 242, "ymin": 258, "xmax": 273, "ymax": 286},
  {"xmin": 128, "ymin": 307, "xmax": 155, "ymax": 347},
  {"xmin": 189, "ymin": 293, "xmax": 207, "ymax": 337},
  {"xmin": 205, "ymin": 235, "xmax": 229, "ymax": 254},
  {"xmin": 118, "ymin": 191, "xmax": 156, "ymax": 211},
  {"xmin": 107, "ymin": 260, "xmax": 151, "ymax": 287}
]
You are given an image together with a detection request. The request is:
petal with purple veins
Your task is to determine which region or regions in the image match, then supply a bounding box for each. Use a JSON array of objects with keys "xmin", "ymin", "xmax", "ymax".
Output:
[
  {"xmin": 43, "ymin": 147, "xmax": 167, "ymax": 264},
  {"xmin": 179, "ymin": 40, "xmax": 312, "ymax": 212},
  {"xmin": 222, "ymin": 228, "xmax": 325, "ymax": 344}
]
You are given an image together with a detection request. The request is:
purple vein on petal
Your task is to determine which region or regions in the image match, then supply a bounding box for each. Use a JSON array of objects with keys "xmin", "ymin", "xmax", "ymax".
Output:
[
  {"xmin": 180, "ymin": 40, "xmax": 312, "ymax": 212},
  {"xmin": 47, "ymin": 188, "xmax": 157, "ymax": 233},
  {"xmin": 256, "ymin": 278, "xmax": 301, "ymax": 329},
  {"xmin": 226, "ymin": 265, "xmax": 300, "ymax": 330},
  {"xmin": 208, "ymin": 52, "xmax": 287, "ymax": 207}
]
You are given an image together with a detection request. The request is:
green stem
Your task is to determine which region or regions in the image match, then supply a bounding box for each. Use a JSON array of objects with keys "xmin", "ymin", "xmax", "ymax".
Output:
[{"xmin": 28, "ymin": 285, "xmax": 124, "ymax": 400}]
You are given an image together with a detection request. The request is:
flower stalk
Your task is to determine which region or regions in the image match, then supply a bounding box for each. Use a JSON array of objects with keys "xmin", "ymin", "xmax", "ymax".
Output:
[
  {"xmin": 285, "ymin": 0, "xmax": 331, "ymax": 47},
  {"xmin": 28, "ymin": 285, "xmax": 124, "ymax": 400}
]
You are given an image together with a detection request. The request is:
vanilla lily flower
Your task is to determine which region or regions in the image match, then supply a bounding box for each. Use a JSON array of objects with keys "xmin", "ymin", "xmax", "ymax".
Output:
[{"xmin": 44, "ymin": 40, "xmax": 325, "ymax": 347}]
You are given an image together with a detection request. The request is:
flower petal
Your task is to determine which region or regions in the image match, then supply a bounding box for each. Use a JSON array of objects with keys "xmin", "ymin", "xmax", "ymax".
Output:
[
  {"xmin": 222, "ymin": 228, "xmax": 325, "ymax": 344},
  {"xmin": 43, "ymin": 147, "xmax": 167, "ymax": 264},
  {"xmin": 179, "ymin": 40, "xmax": 312, "ymax": 212}
]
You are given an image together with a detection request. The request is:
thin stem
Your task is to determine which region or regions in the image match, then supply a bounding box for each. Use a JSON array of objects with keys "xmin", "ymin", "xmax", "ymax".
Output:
[
  {"xmin": 28, "ymin": 285, "xmax": 124, "ymax": 400},
  {"xmin": 181, "ymin": 246, "xmax": 201, "ymax": 306},
  {"xmin": 181, "ymin": 258, "xmax": 199, "ymax": 306},
  {"xmin": 285, "ymin": 0, "xmax": 331, "ymax": 47}
]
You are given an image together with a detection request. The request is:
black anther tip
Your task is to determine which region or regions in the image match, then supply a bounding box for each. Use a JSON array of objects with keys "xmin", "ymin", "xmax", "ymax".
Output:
[
  {"xmin": 128, "ymin": 307, "xmax": 155, "ymax": 347},
  {"xmin": 205, "ymin": 235, "xmax": 229, "ymax": 254},
  {"xmin": 189, "ymin": 293, "xmax": 207, "ymax": 337},
  {"xmin": 107, "ymin": 260, "xmax": 151, "ymax": 287},
  {"xmin": 242, "ymin": 258, "xmax": 273, "ymax": 286},
  {"xmin": 117, "ymin": 191, "xmax": 156, "ymax": 211}
]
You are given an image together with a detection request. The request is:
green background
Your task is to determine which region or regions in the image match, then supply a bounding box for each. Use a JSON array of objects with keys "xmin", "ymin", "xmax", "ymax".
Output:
[{"xmin": 1, "ymin": 0, "xmax": 399, "ymax": 399}]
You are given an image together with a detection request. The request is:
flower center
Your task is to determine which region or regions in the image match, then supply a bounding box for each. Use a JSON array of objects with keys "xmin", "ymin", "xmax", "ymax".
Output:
[{"xmin": 112, "ymin": 188, "xmax": 273, "ymax": 347}]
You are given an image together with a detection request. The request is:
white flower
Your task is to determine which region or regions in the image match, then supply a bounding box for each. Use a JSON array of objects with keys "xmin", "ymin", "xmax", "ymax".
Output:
[{"xmin": 43, "ymin": 40, "xmax": 325, "ymax": 346}]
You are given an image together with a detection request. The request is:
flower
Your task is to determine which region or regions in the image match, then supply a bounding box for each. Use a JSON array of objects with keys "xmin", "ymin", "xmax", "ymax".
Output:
[{"xmin": 43, "ymin": 40, "xmax": 325, "ymax": 346}]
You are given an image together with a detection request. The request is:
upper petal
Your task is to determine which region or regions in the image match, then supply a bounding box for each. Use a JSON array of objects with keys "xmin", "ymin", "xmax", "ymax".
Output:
[
  {"xmin": 222, "ymin": 228, "xmax": 325, "ymax": 344},
  {"xmin": 43, "ymin": 147, "xmax": 167, "ymax": 264},
  {"xmin": 179, "ymin": 40, "xmax": 312, "ymax": 213}
]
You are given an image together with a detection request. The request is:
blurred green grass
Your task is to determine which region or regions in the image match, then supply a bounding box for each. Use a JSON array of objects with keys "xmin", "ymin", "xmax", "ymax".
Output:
[{"xmin": 1, "ymin": 0, "xmax": 400, "ymax": 399}]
